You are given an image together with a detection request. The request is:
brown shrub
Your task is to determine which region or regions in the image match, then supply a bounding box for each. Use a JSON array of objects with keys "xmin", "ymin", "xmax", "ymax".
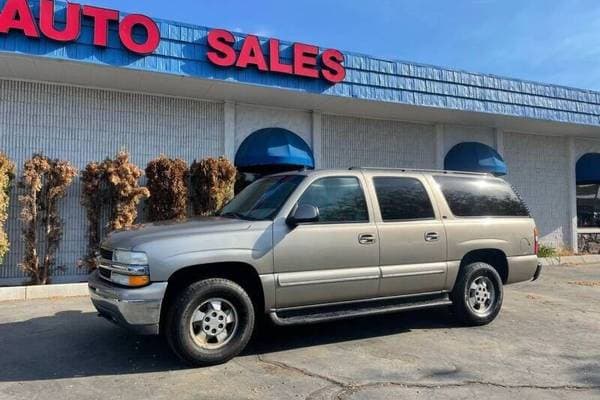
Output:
[
  {"xmin": 190, "ymin": 157, "xmax": 236, "ymax": 216},
  {"xmin": 19, "ymin": 155, "xmax": 77, "ymax": 284},
  {"xmin": 0, "ymin": 153, "xmax": 15, "ymax": 264},
  {"xmin": 80, "ymin": 151, "xmax": 149, "ymax": 270},
  {"xmin": 146, "ymin": 155, "xmax": 189, "ymax": 222}
]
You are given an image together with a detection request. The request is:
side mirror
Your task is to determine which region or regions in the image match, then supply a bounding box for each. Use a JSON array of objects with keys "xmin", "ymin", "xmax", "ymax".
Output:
[{"xmin": 286, "ymin": 204, "xmax": 319, "ymax": 227}]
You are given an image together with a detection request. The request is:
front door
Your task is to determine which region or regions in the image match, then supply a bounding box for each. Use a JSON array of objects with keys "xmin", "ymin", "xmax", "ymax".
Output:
[
  {"xmin": 366, "ymin": 175, "xmax": 448, "ymax": 297},
  {"xmin": 273, "ymin": 175, "xmax": 380, "ymax": 308}
]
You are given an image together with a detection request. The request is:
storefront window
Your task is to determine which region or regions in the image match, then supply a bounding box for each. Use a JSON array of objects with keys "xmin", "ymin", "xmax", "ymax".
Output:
[{"xmin": 577, "ymin": 184, "xmax": 600, "ymax": 227}]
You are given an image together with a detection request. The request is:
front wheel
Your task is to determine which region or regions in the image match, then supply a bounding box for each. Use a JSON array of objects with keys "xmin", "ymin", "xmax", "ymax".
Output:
[
  {"xmin": 165, "ymin": 278, "xmax": 255, "ymax": 366},
  {"xmin": 451, "ymin": 262, "xmax": 503, "ymax": 326}
]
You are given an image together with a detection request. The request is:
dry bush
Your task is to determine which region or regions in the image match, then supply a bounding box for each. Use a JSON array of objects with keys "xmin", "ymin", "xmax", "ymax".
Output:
[
  {"xmin": 104, "ymin": 151, "xmax": 150, "ymax": 230},
  {"xmin": 0, "ymin": 153, "xmax": 15, "ymax": 264},
  {"xmin": 19, "ymin": 155, "xmax": 77, "ymax": 285},
  {"xmin": 80, "ymin": 162, "xmax": 106, "ymax": 271},
  {"xmin": 190, "ymin": 157, "xmax": 236, "ymax": 216},
  {"xmin": 80, "ymin": 151, "xmax": 149, "ymax": 270},
  {"xmin": 146, "ymin": 155, "xmax": 189, "ymax": 222}
]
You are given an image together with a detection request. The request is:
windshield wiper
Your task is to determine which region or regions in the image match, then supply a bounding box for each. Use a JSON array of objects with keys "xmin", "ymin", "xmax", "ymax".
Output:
[{"xmin": 219, "ymin": 212, "xmax": 259, "ymax": 221}]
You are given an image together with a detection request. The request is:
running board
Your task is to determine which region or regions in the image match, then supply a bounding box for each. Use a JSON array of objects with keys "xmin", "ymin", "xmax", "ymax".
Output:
[{"xmin": 269, "ymin": 293, "xmax": 452, "ymax": 326}]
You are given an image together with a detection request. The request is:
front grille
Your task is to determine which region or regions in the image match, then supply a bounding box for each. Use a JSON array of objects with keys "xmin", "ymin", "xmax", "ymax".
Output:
[
  {"xmin": 99, "ymin": 248, "xmax": 113, "ymax": 261},
  {"xmin": 98, "ymin": 267, "xmax": 111, "ymax": 280}
]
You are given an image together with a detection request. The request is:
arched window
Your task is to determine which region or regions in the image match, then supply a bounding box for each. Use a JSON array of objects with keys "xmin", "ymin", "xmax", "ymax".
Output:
[
  {"xmin": 444, "ymin": 142, "xmax": 507, "ymax": 176},
  {"xmin": 576, "ymin": 153, "xmax": 600, "ymax": 228}
]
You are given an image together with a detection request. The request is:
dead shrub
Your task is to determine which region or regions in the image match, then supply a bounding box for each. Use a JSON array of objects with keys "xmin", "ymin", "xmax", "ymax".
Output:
[
  {"xmin": 146, "ymin": 155, "xmax": 189, "ymax": 222},
  {"xmin": 19, "ymin": 155, "xmax": 77, "ymax": 284},
  {"xmin": 0, "ymin": 153, "xmax": 15, "ymax": 264},
  {"xmin": 190, "ymin": 157, "xmax": 236, "ymax": 216}
]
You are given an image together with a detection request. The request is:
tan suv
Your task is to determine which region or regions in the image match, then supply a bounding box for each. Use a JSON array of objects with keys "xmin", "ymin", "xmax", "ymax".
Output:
[{"xmin": 89, "ymin": 168, "xmax": 541, "ymax": 366}]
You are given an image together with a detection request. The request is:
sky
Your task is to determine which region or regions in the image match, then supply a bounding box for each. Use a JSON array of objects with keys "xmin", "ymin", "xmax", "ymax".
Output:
[{"xmin": 82, "ymin": 0, "xmax": 600, "ymax": 91}]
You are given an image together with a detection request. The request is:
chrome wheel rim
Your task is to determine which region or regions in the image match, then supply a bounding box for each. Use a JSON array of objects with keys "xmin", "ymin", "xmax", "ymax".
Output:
[
  {"xmin": 190, "ymin": 298, "xmax": 238, "ymax": 350},
  {"xmin": 468, "ymin": 276, "xmax": 495, "ymax": 315}
]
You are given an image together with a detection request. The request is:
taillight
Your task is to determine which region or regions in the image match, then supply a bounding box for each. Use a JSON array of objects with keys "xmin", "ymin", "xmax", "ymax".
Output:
[{"xmin": 534, "ymin": 227, "xmax": 539, "ymax": 255}]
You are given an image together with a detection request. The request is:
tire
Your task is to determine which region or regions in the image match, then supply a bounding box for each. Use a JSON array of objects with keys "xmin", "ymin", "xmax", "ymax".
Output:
[
  {"xmin": 165, "ymin": 278, "xmax": 255, "ymax": 366},
  {"xmin": 451, "ymin": 262, "xmax": 503, "ymax": 326}
]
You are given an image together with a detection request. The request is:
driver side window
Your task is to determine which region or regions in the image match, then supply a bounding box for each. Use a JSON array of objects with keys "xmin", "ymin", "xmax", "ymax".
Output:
[{"xmin": 297, "ymin": 177, "xmax": 369, "ymax": 223}]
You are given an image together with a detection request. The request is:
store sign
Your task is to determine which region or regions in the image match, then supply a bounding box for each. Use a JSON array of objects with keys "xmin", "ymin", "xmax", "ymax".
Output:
[
  {"xmin": 207, "ymin": 29, "xmax": 346, "ymax": 84},
  {"xmin": 0, "ymin": 0, "xmax": 160, "ymax": 54},
  {"xmin": 0, "ymin": 0, "xmax": 346, "ymax": 83}
]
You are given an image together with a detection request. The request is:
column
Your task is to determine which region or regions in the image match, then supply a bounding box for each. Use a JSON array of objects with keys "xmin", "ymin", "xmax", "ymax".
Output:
[
  {"xmin": 224, "ymin": 102, "xmax": 236, "ymax": 161},
  {"xmin": 567, "ymin": 137, "xmax": 578, "ymax": 253},
  {"xmin": 312, "ymin": 111, "xmax": 322, "ymax": 169},
  {"xmin": 435, "ymin": 124, "xmax": 444, "ymax": 170}
]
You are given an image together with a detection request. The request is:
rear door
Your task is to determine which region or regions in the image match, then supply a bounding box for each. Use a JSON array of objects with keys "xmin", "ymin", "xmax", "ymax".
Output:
[{"xmin": 365, "ymin": 173, "xmax": 448, "ymax": 297}]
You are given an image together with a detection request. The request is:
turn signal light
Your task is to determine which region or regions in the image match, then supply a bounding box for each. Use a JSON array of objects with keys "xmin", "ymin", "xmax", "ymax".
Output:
[{"xmin": 534, "ymin": 227, "xmax": 540, "ymax": 255}]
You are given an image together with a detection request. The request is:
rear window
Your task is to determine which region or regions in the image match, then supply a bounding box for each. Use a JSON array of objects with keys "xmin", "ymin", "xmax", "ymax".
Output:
[{"xmin": 434, "ymin": 175, "xmax": 529, "ymax": 217}]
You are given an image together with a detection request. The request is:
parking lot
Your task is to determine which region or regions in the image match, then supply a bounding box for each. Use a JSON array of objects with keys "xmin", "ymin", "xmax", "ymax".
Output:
[{"xmin": 0, "ymin": 264, "xmax": 598, "ymax": 400}]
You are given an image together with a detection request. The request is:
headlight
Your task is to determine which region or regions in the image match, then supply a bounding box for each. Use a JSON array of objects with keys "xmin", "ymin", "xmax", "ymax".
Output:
[{"xmin": 113, "ymin": 250, "xmax": 148, "ymax": 265}]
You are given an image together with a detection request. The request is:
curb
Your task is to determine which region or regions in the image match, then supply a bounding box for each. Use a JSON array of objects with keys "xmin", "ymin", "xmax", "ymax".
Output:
[
  {"xmin": 0, "ymin": 283, "xmax": 88, "ymax": 302},
  {"xmin": 538, "ymin": 255, "xmax": 600, "ymax": 266}
]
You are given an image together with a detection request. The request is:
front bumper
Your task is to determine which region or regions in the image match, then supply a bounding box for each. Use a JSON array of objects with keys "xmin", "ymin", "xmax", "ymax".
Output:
[{"xmin": 88, "ymin": 271, "xmax": 168, "ymax": 335}]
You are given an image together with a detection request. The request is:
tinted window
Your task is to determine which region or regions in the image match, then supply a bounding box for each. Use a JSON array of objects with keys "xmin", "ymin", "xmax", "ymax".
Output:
[
  {"xmin": 373, "ymin": 177, "xmax": 435, "ymax": 221},
  {"xmin": 434, "ymin": 176, "xmax": 529, "ymax": 217},
  {"xmin": 577, "ymin": 184, "xmax": 600, "ymax": 227},
  {"xmin": 297, "ymin": 177, "xmax": 368, "ymax": 223}
]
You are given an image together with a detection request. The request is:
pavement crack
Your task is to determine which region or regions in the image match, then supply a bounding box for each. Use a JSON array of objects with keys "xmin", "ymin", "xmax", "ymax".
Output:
[{"xmin": 256, "ymin": 354, "xmax": 347, "ymax": 387}]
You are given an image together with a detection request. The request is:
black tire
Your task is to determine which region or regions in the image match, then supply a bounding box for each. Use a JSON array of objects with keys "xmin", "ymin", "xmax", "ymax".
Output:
[
  {"xmin": 451, "ymin": 262, "xmax": 503, "ymax": 326},
  {"xmin": 165, "ymin": 278, "xmax": 255, "ymax": 366}
]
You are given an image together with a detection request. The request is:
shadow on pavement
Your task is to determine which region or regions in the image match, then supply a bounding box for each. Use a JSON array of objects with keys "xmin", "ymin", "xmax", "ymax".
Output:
[{"xmin": 0, "ymin": 307, "xmax": 458, "ymax": 382}]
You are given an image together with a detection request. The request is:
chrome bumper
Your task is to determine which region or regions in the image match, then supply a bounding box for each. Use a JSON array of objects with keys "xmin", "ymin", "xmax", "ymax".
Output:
[{"xmin": 88, "ymin": 271, "xmax": 168, "ymax": 335}]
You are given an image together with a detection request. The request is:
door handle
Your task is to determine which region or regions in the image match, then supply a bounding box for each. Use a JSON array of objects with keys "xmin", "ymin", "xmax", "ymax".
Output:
[
  {"xmin": 358, "ymin": 233, "xmax": 376, "ymax": 245},
  {"xmin": 424, "ymin": 232, "xmax": 439, "ymax": 242}
]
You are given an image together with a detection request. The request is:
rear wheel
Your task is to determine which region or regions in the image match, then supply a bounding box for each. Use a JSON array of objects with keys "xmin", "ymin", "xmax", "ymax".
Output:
[
  {"xmin": 451, "ymin": 262, "xmax": 503, "ymax": 326},
  {"xmin": 165, "ymin": 278, "xmax": 255, "ymax": 366}
]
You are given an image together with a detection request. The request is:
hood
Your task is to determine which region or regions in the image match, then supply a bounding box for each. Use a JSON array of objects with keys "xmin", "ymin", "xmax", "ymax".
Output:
[{"xmin": 102, "ymin": 216, "xmax": 253, "ymax": 250}]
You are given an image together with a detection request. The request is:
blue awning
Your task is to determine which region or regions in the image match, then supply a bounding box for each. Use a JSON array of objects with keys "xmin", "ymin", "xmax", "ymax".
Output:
[
  {"xmin": 235, "ymin": 128, "xmax": 315, "ymax": 170},
  {"xmin": 445, "ymin": 142, "xmax": 507, "ymax": 176},
  {"xmin": 577, "ymin": 153, "xmax": 600, "ymax": 184}
]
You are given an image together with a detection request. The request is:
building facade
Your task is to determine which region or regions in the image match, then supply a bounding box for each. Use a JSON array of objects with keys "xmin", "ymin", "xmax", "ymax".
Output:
[{"xmin": 1, "ymin": 0, "xmax": 600, "ymax": 284}]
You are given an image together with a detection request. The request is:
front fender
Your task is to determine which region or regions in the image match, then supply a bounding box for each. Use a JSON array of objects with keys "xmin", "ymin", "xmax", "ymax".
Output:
[{"xmin": 148, "ymin": 248, "xmax": 273, "ymax": 282}]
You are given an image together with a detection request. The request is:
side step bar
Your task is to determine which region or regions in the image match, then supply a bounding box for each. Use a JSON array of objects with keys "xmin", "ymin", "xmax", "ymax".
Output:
[{"xmin": 269, "ymin": 293, "xmax": 452, "ymax": 326}]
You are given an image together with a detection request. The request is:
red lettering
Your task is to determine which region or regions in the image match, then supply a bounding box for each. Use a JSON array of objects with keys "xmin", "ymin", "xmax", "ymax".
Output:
[
  {"xmin": 207, "ymin": 29, "xmax": 236, "ymax": 67},
  {"xmin": 269, "ymin": 38, "xmax": 292, "ymax": 75},
  {"xmin": 39, "ymin": 0, "xmax": 81, "ymax": 42},
  {"xmin": 236, "ymin": 35, "xmax": 267, "ymax": 71},
  {"xmin": 321, "ymin": 49, "xmax": 346, "ymax": 83},
  {"xmin": 119, "ymin": 14, "xmax": 160, "ymax": 55},
  {"xmin": 82, "ymin": 5, "xmax": 118, "ymax": 47},
  {"xmin": 293, "ymin": 43, "xmax": 319, "ymax": 79},
  {"xmin": 0, "ymin": 0, "xmax": 39, "ymax": 37}
]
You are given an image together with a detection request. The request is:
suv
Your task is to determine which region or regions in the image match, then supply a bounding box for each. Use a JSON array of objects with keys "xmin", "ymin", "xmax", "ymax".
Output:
[{"xmin": 89, "ymin": 168, "xmax": 541, "ymax": 366}]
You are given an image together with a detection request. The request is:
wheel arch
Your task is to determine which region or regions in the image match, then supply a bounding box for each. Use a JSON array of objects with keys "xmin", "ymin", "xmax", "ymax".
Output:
[
  {"xmin": 459, "ymin": 248, "xmax": 509, "ymax": 284},
  {"xmin": 159, "ymin": 262, "xmax": 266, "ymax": 334}
]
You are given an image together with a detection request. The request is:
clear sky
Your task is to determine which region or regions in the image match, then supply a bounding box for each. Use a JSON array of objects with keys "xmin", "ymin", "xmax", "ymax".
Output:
[{"xmin": 83, "ymin": 0, "xmax": 600, "ymax": 91}]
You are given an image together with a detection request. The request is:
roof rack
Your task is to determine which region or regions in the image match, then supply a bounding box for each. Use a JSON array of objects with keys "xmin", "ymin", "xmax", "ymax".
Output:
[{"xmin": 348, "ymin": 167, "xmax": 492, "ymax": 176}]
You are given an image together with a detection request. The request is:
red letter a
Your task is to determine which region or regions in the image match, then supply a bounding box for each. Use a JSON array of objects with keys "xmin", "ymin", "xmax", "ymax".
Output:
[{"xmin": 0, "ymin": 0, "xmax": 39, "ymax": 38}]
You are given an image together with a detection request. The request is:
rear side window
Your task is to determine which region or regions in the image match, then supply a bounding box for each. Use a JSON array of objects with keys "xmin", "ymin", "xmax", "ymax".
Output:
[
  {"xmin": 373, "ymin": 177, "xmax": 435, "ymax": 221},
  {"xmin": 434, "ymin": 176, "xmax": 529, "ymax": 217}
]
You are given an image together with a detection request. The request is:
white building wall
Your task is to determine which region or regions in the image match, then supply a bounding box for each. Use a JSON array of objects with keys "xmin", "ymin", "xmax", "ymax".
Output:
[
  {"xmin": 503, "ymin": 132, "xmax": 570, "ymax": 247},
  {"xmin": 0, "ymin": 80, "xmax": 225, "ymax": 285},
  {"xmin": 234, "ymin": 104, "xmax": 313, "ymax": 151},
  {"xmin": 321, "ymin": 115, "xmax": 437, "ymax": 169}
]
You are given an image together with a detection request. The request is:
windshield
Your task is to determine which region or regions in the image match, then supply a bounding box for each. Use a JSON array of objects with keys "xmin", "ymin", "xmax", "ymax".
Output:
[{"xmin": 219, "ymin": 175, "xmax": 305, "ymax": 220}]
